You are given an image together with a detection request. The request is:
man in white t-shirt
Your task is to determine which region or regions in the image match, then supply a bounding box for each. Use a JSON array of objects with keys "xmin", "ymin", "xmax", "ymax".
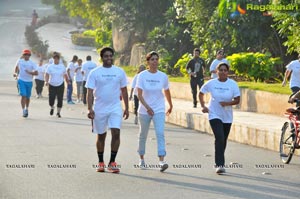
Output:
[
  {"xmin": 282, "ymin": 54, "xmax": 300, "ymax": 94},
  {"xmin": 86, "ymin": 47, "xmax": 129, "ymax": 173},
  {"xmin": 14, "ymin": 49, "xmax": 38, "ymax": 117},
  {"xmin": 210, "ymin": 49, "xmax": 229, "ymax": 79},
  {"xmin": 66, "ymin": 55, "xmax": 78, "ymax": 104},
  {"xmin": 81, "ymin": 55, "xmax": 97, "ymax": 105}
]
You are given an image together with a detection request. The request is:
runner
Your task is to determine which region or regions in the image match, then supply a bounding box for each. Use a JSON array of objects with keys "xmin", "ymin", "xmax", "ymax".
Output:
[
  {"xmin": 34, "ymin": 59, "xmax": 47, "ymax": 98},
  {"xmin": 66, "ymin": 55, "xmax": 78, "ymax": 104},
  {"xmin": 209, "ymin": 49, "xmax": 229, "ymax": 79},
  {"xmin": 14, "ymin": 49, "xmax": 38, "ymax": 117},
  {"xmin": 86, "ymin": 47, "xmax": 129, "ymax": 173},
  {"xmin": 45, "ymin": 53, "xmax": 69, "ymax": 118},
  {"xmin": 136, "ymin": 51, "xmax": 173, "ymax": 172},
  {"xmin": 74, "ymin": 59, "xmax": 83, "ymax": 103},
  {"xmin": 81, "ymin": 55, "xmax": 97, "ymax": 105}
]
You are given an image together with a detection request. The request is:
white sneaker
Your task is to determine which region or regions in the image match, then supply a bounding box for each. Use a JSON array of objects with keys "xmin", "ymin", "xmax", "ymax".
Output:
[
  {"xmin": 139, "ymin": 159, "xmax": 146, "ymax": 169},
  {"xmin": 215, "ymin": 166, "xmax": 226, "ymax": 174},
  {"xmin": 134, "ymin": 116, "xmax": 138, "ymax": 124},
  {"xmin": 76, "ymin": 99, "xmax": 80, "ymax": 103},
  {"xmin": 159, "ymin": 161, "xmax": 168, "ymax": 172}
]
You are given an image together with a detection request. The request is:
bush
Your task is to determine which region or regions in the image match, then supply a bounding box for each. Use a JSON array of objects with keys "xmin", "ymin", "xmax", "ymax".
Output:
[
  {"xmin": 24, "ymin": 25, "xmax": 49, "ymax": 58},
  {"xmin": 227, "ymin": 52, "xmax": 282, "ymax": 82},
  {"xmin": 71, "ymin": 33, "xmax": 95, "ymax": 47}
]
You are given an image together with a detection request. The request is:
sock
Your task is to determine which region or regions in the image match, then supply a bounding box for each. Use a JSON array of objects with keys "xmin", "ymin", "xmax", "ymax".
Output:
[
  {"xmin": 109, "ymin": 151, "xmax": 118, "ymax": 163},
  {"xmin": 97, "ymin": 152, "xmax": 104, "ymax": 163}
]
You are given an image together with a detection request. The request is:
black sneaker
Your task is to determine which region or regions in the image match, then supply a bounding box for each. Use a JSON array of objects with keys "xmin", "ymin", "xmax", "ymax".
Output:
[
  {"xmin": 56, "ymin": 113, "xmax": 61, "ymax": 118},
  {"xmin": 50, "ymin": 108, "xmax": 54, "ymax": 116}
]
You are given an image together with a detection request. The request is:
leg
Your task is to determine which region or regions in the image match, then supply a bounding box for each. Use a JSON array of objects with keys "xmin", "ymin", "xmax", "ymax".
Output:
[
  {"xmin": 133, "ymin": 95, "xmax": 139, "ymax": 116},
  {"xmin": 209, "ymin": 119, "xmax": 226, "ymax": 167},
  {"xmin": 48, "ymin": 85, "xmax": 56, "ymax": 107},
  {"xmin": 223, "ymin": 123, "xmax": 232, "ymax": 151},
  {"xmin": 110, "ymin": 128, "xmax": 120, "ymax": 163},
  {"xmin": 137, "ymin": 114, "xmax": 151, "ymax": 159},
  {"xmin": 35, "ymin": 79, "xmax": 39, "ymax": 95},
  {"xmin": 67, "ymin": 81, "xmax": 73, "ymax": 102},
  {"xmin": 152, "ymin": 112, "xmax": 166, "ymax": 159},
  {"xmin": 82, "ymin": 81, "xmax": 87, "ymax": 104},
  {"xmin": 56, "ymin": 83, "xmax": 65, "ymax": 116},
  {"xmin": 190, "ymin": 79, "xmax": 197, "ymax": 107},
  {"xmin": 96, "ymin": 133, "xmax": 107, "ymax": 155}
]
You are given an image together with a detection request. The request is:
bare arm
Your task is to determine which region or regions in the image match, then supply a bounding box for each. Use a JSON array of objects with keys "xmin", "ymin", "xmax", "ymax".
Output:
[
  {"xmin": 87, "ymin": 88, "xmax": 94, "ymax": 119},
  {"xmin": 164, "ymin": 89, "xmax": 173, "ymax": 116},
  {"xmin": 137, "ymin": 88, "xmax": 153, "ymax": 116},
  {"xmin": 282, "ymin": 70, "xmax": 291, "ymax": 87},
  {"xmin": 129, "ymin": 88, "xmax": 134, "ymax": 100},
  {"xmin": 199, "ymin": 92, "xmax": 208, "ymax": 113},
  {"xmin": 44, "ymin": 73, "xmax": 49, "ymax": 86},
  {"xmin": 121, "ymin": 87, "xmax": 129, "ymax": 119},
  {"xmin": 219, "ymin": 96, "xmax": 240, "ymax": 107}
]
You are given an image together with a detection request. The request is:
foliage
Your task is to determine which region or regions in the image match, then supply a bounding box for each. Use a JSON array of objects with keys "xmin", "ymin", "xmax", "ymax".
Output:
[
  {"xmin": 71, "ymin": 33, "xmax": 95, "ymax": 47},
  {"xmin": 272, "ymin": 0, "xmax": 300, "ymax": 54},
  {"xmin": 227, "ymin": 52, "xmax": 282, "ymax": 82},
  {"xmin": 24, "ymin": 25, "xmax": 49, "ymax": 58},
  {"xmin": 174, "ymin": 53, "xmax": 193, "ymax": 77}
]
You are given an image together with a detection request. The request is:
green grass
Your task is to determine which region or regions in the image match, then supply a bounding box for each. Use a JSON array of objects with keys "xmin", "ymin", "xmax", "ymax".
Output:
[{"xmin": 121, "ymin": 66, "xmax": 291, "ymax": 95}]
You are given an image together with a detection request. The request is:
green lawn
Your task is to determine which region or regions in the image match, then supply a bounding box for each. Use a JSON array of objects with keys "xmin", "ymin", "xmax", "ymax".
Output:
[{"xmin": 122, "ymin": 66, "xmax": 291, "ymax": 95}]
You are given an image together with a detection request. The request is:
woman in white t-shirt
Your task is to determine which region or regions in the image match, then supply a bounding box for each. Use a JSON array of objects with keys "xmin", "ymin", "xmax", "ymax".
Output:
[
  {"xmin": 209, "ymin": 49, "xmax": 229, "ymax": 79},
  {"xmin": 282, "ymin": 54, "xmax": 300, "ymax": 94},
  {"xmin": 45, "ymin": 53, "xmax": 69, "ymax": 118},
  {"xmin": 34, "ymin": 59, "xmax": 47, "ymax": 98},
  {"xmin": 74, "ymin": 59, "xmax": 83, "ymax": 103},
  {"xmin": 199, "ymin": 62, "xmax": 240, "ymax": 174},
  {"xmin": 136, "ymin": 51, "xmax": 173, "ymax": 172},
  {"xmin": 129, "ymin": 64, "xmax": 146, "ymax": 124}
]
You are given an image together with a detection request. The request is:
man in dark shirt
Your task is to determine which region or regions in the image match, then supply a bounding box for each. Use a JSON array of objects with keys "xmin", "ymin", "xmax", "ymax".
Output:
[{"xmin": 186, "ymin": 48, "xmax": 206, "ymax": 108}]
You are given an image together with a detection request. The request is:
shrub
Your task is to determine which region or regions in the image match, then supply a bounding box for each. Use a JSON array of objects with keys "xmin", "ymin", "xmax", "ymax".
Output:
[
  {"xmin": 24, "ymin": 25, "xmax": 49, "ymax": 58},
  {"xmin": 227, "ymin": 52, "xmax": 282, "ymax": 82},
  {"xmin": 71, "ymin": 33, "xmax": 95, "ymax": 47}
]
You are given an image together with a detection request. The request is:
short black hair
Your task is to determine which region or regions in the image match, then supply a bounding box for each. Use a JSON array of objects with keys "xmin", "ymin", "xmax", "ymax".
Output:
[
  {"xmin": 72, "ymin": 55, "xmax": 78, "ymax": 61},
  {"xmin": 100, "ymin": 47, "xmax": 114, "ymax": 58},
  {"xmin": 194, "ymin": 48, "xmax": 200, "ymax": 53},
  {"xmin": 146, "ymin": 51, "xmax": 159, "ymax": 61},
  {"xmin": 86, "ymin": 55, "xmax": 91, "ymax": 61},
  {"xmin": 217, "ymin": 62, "xmax": 229, "ymax": 71}
]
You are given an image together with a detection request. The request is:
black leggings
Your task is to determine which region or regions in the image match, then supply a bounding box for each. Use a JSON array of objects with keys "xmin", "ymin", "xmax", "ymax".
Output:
[
  {"xmin": 35, "ymin": 79, "xmax": 44, "ymax": 95},
  {"xmin": 190, "ymin": 78, "xmax": 204, "ymax": 105},
  {"xmin": 133, "ymin": 95, "xmax": 139, "ymax": 116},
  {"xmin": 209, "ymin": 119, "xmax": 232, "ymax": 167},
  {"xmin": 48, "ymin": 83, "xmax": 65, "ymax": 108}
]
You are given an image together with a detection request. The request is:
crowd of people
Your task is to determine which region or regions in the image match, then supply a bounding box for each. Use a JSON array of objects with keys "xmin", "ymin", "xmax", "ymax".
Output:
[{"xmin": 20, "ymin": 47, "xmax": 300, "ymax": 175}]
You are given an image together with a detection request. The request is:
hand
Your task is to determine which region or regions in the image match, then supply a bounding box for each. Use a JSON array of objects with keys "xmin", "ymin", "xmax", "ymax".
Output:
[
  {"xmin": 219, "ymin": 101, "xmax": 228, "ymax": 107},
  {"xmin": 123, "ymin": 109, "xmax": 129, "ymax": 120},
  {"xmin": 87, "ymin": 110, "xmax": 95, "ymax": 119},
  {"xmin": 166, "ymin": 106, "xmax": 172, "ymax": 116},
  {"xmin": 201, "ymin": 106, "xmax": 209, "ymax": 113},
  {"xmin": 147, "ymin": 108, "xmax": 154, "ymax": 116},
  {"xmin": 282, "ymin": 80, "xmax": 286, "ymax": 87}
]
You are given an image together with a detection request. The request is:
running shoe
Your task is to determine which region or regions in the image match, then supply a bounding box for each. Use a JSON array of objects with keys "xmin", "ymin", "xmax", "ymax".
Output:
[
  {"xmin": 159, "ymin": 161, "xmax": 168, "ymax": 172},
  {"xmin": 56, "ymin": 113, "xmax": 61, "ymax": 118},
  {"xmin": 23, "ymin": 109, "xmax": 28, "ymax": 118},
  {"xmin": 108, "ymin": 162, "xmax": 120, "ymax": 173},
  {"xmin": 50, "ymin": 108, "xmax": 54, "ymax": 115},
  {"xmin": 68, "ymin": 101, "xmax": 75, "ymax": 104},
  {"xmin": 139, "ymin": 159, "xmax": 146, "ymax": 169},
  {"xmin": 215, "ymin": 166, "xmax": 226, "ymax": 174},
  {"xmin": 96, "ymin": 162, "xmax": 106, "ymax": 172}
]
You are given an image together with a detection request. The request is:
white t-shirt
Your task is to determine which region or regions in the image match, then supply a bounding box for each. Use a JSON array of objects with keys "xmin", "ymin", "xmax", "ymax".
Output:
[
  {"xmin": 34, "ymin": 64, "xmax": 47, "ymax": 81},
  {"xmin": 200, "ymin": 78, "xmax": 240, "ymax": 123},
  {"xmin": 85, "ymin": 65, "xmax": 127, "ymax": 114},
  {"xmin": 46, "ymin": 63, "xmax": 66, "ymax": 86},
  {"xmin": 209, "ymin": 58, "xmax": 229, "ymax": 79},
  {"xmin": 82, "ymin": 61, "xmax": 97, "ymax": 81},
  {"xmin": 136, "ymin": 70, "xmax": 169, "ymax": 115},
  {"xmin": 67, "ymin": 62, "xmax": 76, "ymax": 80},
  {"xmin": 74, "ymin": 64, "xmax": 83, "ymax": 82},
  {"xmin": 286, "ymin": 60, "xmax": 300, "ymax": 88},
  {"xmin": 17, "ymin": 59, "xmax": 38, "ymax": 82},
  {"xmin": 131, "ymin": 74, "xmax": 139, "ymax": 96}
]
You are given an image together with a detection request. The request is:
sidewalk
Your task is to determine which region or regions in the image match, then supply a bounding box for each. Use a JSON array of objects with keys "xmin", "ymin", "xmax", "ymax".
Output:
[{"xmin": 37, "ymin": 23, "xmax": 293, "ymax": 154}]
